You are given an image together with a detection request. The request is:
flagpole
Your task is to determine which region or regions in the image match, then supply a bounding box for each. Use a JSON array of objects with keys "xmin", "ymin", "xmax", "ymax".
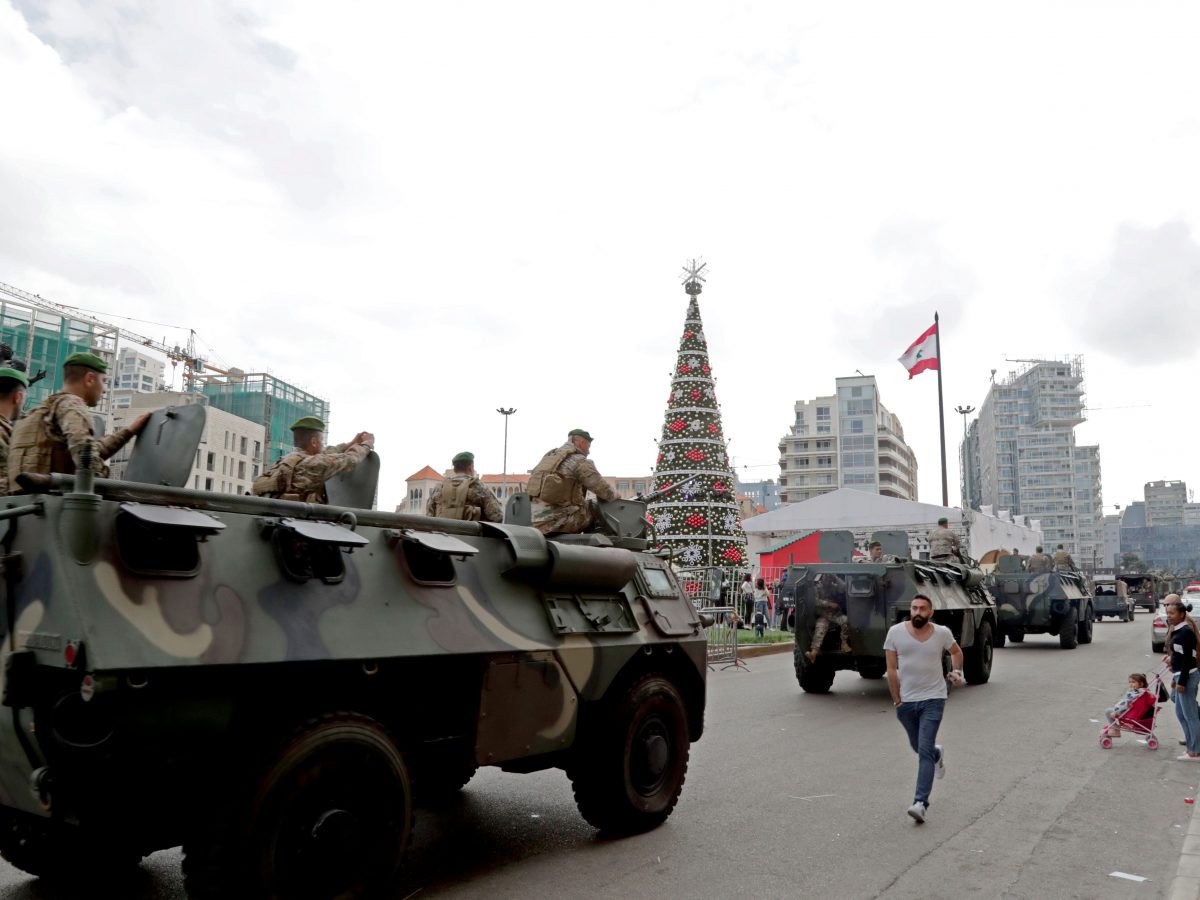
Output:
[{"xmin": 936, "ymin": 311, "xmax": 948, "ymax": 507}]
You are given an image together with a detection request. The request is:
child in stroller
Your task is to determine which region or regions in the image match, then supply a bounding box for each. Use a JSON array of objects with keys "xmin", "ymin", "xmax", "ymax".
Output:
[{"xmin": 1100, "ymin": 671, "xmax": 1165, "ymax": 749}]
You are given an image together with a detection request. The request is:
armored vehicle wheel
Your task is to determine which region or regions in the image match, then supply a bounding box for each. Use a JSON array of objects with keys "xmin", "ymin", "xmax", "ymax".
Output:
[
  {"xmin": 1059, "ymin": 608, "xmax": 1079, "ymax": 649},
  {"xmin": 794, "ymin": 644, "xmax": 836, "ymax": 693},
  {"xmin": 963, "ymin": 620, "xmax": 993, "ymax": 684},
  {"xmin": 411, "ymin": 749, "xmax": 478, "ymax": 803},
  {"xmin": 858, "ymin": 661, "xmax": 887, "ymax": 680},
  {"xmin": 568, "ymin": 673, "xmax": 690, "ymax": 835},
  {"xmin": 183, "ymin": 712, "xmax": 413, "ymax": 900},
  {"xmin": 1078, "ymin": 606, "xmax": 1094, "ymax": 644}
]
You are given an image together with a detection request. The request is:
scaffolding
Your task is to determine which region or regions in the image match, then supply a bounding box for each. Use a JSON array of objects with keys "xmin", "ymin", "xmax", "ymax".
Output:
[{"xmin": 199, "ymin": 373, "xmax": 330, "ymax": 465}]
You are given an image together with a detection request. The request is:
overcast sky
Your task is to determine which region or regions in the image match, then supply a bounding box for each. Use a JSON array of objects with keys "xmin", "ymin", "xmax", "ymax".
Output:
[{"xmin": 2, "ymin": 1, "xmax": 1197, "ymax": 513}]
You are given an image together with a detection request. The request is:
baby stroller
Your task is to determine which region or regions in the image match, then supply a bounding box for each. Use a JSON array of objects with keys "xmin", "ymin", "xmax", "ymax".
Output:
[{"xmin": 1099, "ymin": 668, "xmax": 1170, "ymax": 750}]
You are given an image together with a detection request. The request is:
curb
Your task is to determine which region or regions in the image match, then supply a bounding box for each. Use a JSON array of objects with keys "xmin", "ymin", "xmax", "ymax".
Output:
[
  {"xmin": 734, "ymin": 641, "xmax": 794, "ymax": 660},
  {"xmin": 1170, "ymin": 796, "xmax": 1200, "ymax": 899}
]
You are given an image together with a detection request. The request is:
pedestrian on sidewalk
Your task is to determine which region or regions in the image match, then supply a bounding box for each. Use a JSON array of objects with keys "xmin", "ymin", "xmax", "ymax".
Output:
[
  {"xmin": 1163, "ymin": 595, "xmax": 1200, "ymax": 760},
  {"xmin": 884, "ymin": 594, "xmax": 964, "ymax": 824},
  {"xmin": 752, "ymin": 577, "xmax": 771, "ymax": 633}
]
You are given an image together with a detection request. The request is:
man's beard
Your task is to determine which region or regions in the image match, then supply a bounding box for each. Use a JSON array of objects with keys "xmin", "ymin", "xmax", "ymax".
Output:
[{"xmin": 911, "ymin": 614, "xmax": 928, "ymax": 628}]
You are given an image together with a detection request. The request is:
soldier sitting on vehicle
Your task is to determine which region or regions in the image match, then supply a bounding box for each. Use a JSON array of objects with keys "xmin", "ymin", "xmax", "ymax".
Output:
[
  {"xmin": 928, "ymin": 517, "xmax": 964, "ymax": 562},
  {"xmin": 1053, "ymin": 544, "xmax": 1078, "ymax": 574},
  {"xmin": 252, "ymin": 417, "xmax": 374, "ymax": 504},
  {"xmin": 806, "ymin": 574, "xmax": 852, "ymax": 662},
  {"xmin": 426, "ymin": 451, "xmax": 502, "ymax": 522},
  {"xmin": 857, "ymin": 540, "xmax": 897, "ymax": 564},
  {"xmin": 528, "ymin": 428, "xmax": 617, "ymax": 536},
  {"xmin": 1025, "ymin": 546, "xmax": 1053, "ymax": 573}
]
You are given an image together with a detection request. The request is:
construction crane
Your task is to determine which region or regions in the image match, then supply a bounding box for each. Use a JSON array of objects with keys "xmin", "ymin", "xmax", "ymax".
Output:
[{"xmin": 0, "ymin": 280, "xmax": 235, "ymax": 391}]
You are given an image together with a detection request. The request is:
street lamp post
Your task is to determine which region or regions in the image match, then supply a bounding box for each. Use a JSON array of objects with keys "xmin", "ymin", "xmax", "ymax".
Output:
[{"xmin": 497, "ymin": 407, "xmax": 516, "ymax": 496}]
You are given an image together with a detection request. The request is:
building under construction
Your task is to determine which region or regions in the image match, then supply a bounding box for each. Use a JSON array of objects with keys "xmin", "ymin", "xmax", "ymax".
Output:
[{"xmin": 0, "ymin": 281, "xmax": 328, "ymax": 472}]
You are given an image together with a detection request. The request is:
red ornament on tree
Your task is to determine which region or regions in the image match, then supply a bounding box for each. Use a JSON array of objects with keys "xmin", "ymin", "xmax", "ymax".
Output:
[
  {"xmin": 686, "ymin": 513, "xmax": 707, "ymax": 527},
  {"xmin": 678, "ymin": 363, "xmax": 691, "ymax": 374},
  {"xmin": 721, "ymin": 548, "xmax": 743, "ymax": 563},
  {"xmin": 669, "ymin": 419, "xmax": 687, "ymax": 433},
  {"xmin": 707, "ymin": 423, "xmax": 719, "ymax": 434},
  {"xmin": 701, "ymin": 364, "xmax": 711, "ymax": 375},
  {"xmin": 685, "ymin": 449, "xmax": 705, "ymax": 462}
]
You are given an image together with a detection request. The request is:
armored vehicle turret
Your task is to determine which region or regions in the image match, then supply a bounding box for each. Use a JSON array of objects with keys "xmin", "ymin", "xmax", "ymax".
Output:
[
  {"xmin": 784, "ymin": 531, "xmax": 997, "ymax": 694},
  {"xmin": 0, "ymin": 416, "xmax": 707, "ymax": 899},
  {"xmin": 986, "ymin": 554, "xmax": 1095, "ymax": 648}
]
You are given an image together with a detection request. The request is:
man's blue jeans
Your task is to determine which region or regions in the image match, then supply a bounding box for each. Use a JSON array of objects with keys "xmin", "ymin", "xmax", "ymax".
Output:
[
  {"xmin": 1174, "ymin": 670, "xmax": 1200, "ymax": 754},
  {"xmin": 896, "ymin": 699, "xmax": 945, "ymax": 805}
]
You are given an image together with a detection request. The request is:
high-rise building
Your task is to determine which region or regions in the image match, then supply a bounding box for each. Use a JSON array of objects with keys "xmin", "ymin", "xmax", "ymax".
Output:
[
  {"xmin": 736, "ymin": 478, "xmax": 781, "ymax": 513},
  {"xmin": 114, "ymin": 347, "xmax": 166, "ymax": 393},
  {"xmin": 199, "ymin": 371, "xmax": 329, "ymax": 466},
  {"xmin": 1145, "ymin": 480, "xmax": 1187, "ymax": 526},
  {"xmin": 778, "ymin": 375, "xmax": 918, "ymax": 504},
  {"xmin": 0, "ymin": 291, "xmax": 118, "ymax": 412},
  {"xmin": 962, "ymin": 357, "xmax": 1103, "ymax": 558}
]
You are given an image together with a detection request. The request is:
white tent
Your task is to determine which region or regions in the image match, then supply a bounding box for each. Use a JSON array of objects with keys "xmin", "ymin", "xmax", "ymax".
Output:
[{"xmin": 742, "ymin": 488, "xmax": 1042, "ymax": 565}]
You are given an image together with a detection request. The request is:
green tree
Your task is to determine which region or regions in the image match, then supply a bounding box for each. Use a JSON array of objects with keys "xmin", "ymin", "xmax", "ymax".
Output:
[{"xmin": 1120, "ymin": 551, "xmax": 1148, "ymax": 574}]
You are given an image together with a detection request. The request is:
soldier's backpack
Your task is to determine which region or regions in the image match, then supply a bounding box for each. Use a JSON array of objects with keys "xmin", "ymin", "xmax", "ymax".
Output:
[
  {"xmin": 435, "ymin": 477, "xmax": 481, "ymax": 521},
  {"xmin": 527, "ymin": 446, "xmax": 577, "ymax": 505}
]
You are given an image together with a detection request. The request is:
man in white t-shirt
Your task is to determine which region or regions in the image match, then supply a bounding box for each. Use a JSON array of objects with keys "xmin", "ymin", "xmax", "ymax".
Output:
[{"xmin": 883, "ymin": 593, "xmax": 964, "ymax": 824}]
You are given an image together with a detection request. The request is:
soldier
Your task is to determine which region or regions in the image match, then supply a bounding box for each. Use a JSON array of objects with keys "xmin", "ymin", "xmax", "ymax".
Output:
[
  {"xmin": 806, "ymin": 574, "xmax": 853, "ymax": 661},
  {"xmin": 426, "ymin": 451, "xmax": 502, "ymax": 522},
  {"xmin": 251, "ymin": 417, "xmax": 374, "ymax": 504},
  {"xmin": 0, "ymin": 367, "xmax": 28, "ymax": 496},
  {"xmin": 1026, "ymin": 546, "xmax": 1053, "ymax": 573},
  {"xmin": 928, "ymin": 517, "xmax": 963, "ymax": 562},
  {"xmin": 528, "ymin": 428, "xmax": 617, "ymax": 536},
  {"xmin": 858, "ymin": 540, "xmax": 898, "ymax": 564},
  {"xmin": 8, "ymin": 352, "xmax": 150, "ymax": 491},
  {"xmin": 1053, "ymin": 544, "xmax": 1078, "ymax": 574}
]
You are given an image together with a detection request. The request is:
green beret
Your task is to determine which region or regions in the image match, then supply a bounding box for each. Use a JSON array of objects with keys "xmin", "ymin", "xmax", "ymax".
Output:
[
  {"xmin": 0, "ymin": 367, "xmax": 29, "ymax": 387},
  {"xmin": 937, "ymin": 517, "xmax": 948, "ymax": 525},
  {"xmin": 568, "ymin": 428, "xmax": 593, "ymax": 441},
  {"xmin": 452, "ymin": 451, "xmax": 474, "ymax": 464},
  {"xmin": 63, "ymin": 352, "xmax": 108, "ymax": 373},
  {"xmin": 290, "ymin": 416, "xmax": 326, "ymax": 432}
]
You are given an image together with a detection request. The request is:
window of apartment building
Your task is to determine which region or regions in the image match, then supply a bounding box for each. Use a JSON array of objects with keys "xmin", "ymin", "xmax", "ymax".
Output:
[
  {"xmin": 634, "ymin": 482, "xmax": 645, "ymax": 492},
  {"xmin": 797, "ymin": 441, "xmax": 808, "ymax": 450},
  {"xmin": 205, "ymin": 477, "xmax": 213, "ymax": 491},
  {"xmin": 817, "ymin": 456, "xmax": 833, "ymax": 467},
  {"xmin": 206, "ymin": 452, "xmax": 215, "ymax": 472},
  {"xmin": 840, "ymin": 451, "xmax": 874, "ymax": 468},
  {"xmin": 240, "ymin": 436, "xmax": 248, "ymax": 455},
  {"xmin": 816, "ymin": 406, "xmax": 830, "ymax": 421},
  {"xmin": 818, "ymin": 475, "xmax": 834, "ymax": 485},
  {"xmin": 222, "ymin": 457, "xmax": 228, "ymax": 476},
  {"xmin": 224, "ymin": 431, "xmax": 230, "ymax": 450},
  {"xmin": 238, "ymin": 461, "xmax": 246, "ymax": 480},
  {"xmin": 816, "ymin": 440, "xmax": 831, "ymax": 449},
  {"xmin": 252, "ymin": 464, "xmax": 259, "ymax": 479},
  {"xmin": 618, "ymin": 481, "xmax": 630, "ymax": 491},
  {"xmin": 796, "ymin": 458, "xmax": 810, "ymax": 467},
  {"xmin": 194, "ymin": 475, "xmax": 199, "ymax": 489},
  {"xmin": 253, "ymin": 440, "xmax": 261, "ymax": 460},
  {"xmin": 844, "ymin": 473, "xmax": 876, "ymax": 485}
]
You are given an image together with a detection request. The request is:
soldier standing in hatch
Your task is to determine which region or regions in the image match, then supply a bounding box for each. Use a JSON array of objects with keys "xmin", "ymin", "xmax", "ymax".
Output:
[
  {"xmin": 928, "ymin": 517, "xmax": 963, "ymax": 562},
  {"xmin": 528, "ymin": 428, "xmax": 617, "ymax": 536},
  {"xmin": 7, "ymin": 352, "xmax": 150, "ymax": 491},
  {"xmin": 426, "ymin": 451, "xmax": 502, "ymax": 522},
  {"xmin": 1026, "ymin": 546, "xmax": 1053, "ymax": 573},
  {"xmin": 251, "ymin": 416, "xmax": 374, "ymax": 504},
  {"xmin": 0, "ymin": 367, "xmax": 28, "ymax": 496},
  {"xmin": 1053, "ymin": 544, "xmax": 1078, "ymax": 574}
]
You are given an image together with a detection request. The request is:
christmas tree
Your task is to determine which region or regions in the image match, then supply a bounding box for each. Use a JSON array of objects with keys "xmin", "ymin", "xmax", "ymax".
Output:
[{"xmin": 648, "ymin": 261, "xmax": 748, "ymax": 571}]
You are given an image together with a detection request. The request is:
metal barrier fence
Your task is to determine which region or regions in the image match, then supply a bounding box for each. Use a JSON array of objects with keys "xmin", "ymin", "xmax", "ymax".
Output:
[{"xmin": 697, "ymin": 606, "xmax": 749, "ymax": 672}]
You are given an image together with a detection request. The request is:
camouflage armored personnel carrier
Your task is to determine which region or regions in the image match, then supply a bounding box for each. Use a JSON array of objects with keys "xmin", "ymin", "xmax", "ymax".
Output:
[
  {"xmin": 0, "ymin": 411, "xmax": 707, "ymax": 898},
  {"xmin": 985, "ymin": 554, "xmax": 1095, "ymax": 649},
  {"xmin": 785, "ymin": 531, "xmax": 997, "ymax": 694}
]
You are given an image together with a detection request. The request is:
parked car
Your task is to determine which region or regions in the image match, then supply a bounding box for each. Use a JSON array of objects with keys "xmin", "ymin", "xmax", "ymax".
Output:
[{"xmin": 1151, "ymin": 604, "xmax": 1170, "ymax": 653}]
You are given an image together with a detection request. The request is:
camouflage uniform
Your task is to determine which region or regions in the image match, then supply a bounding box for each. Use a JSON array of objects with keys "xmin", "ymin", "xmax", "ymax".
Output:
[
  {"xmin": 427, "ymin": 473, "xmax": 503, "ymax": 523},
  {"xmin": 807, "ymin": 576, "xmax": 852, "ymax": 661},
  {"xmin": 1026, "ymin": 552, "xmax": 1053, "ymax": 574},
  {"xmin": 7, "ymin": 392, "xmax": 138, "ymax": 489},
  {"xmin": 529, "ymin": 442, "xmax": 617, "ymax": 535},
  {"xmin": 0, "ymin": 414, "xmax": 11, "ymax": 496},
  {"xmin": 928, "ymin": 526, "xmax": 962, "ymax": 561},
  {"xmin": 252, "ymin": 442, "xmax": 371, "ymax": 504},
  {"xmin": 1053, "ymin": 548, "xmax": 1077, "ymax": 573}
]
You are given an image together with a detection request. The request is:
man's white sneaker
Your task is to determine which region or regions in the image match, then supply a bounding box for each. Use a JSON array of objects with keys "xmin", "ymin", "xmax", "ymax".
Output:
[
  {"xmin": 934, "ymin": 745, "xmax": 946, "ymax": 780},
  {"xmin": 907, "ymin": 801, "xmax": 927, "ymax": 823}
]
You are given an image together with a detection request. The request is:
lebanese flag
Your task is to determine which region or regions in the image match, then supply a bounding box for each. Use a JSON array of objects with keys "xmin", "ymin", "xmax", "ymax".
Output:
[{"xmin": 898, "ymin": 323, "xmax": 939, "ymax": 379}]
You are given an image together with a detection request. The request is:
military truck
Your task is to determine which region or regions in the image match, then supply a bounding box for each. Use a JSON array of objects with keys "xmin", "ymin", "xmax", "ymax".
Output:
[
  {"xmin": 785, "ymin": 531, "xmax": 997, "ymax": 694},
  {"xmin": 1093, "ymin": 575, "xmax": 1135, "ymax": 622},
  {"xmin": 0, "ymin": 410, "xmax": 707, "ymax": 899},
  {"xmin": 1119, "ymin": 573, "xmax": 1164, "ymax": 612},
  {"xmin": 986, "ymin": 554, "xmax": 1095, "ymax": 648}
]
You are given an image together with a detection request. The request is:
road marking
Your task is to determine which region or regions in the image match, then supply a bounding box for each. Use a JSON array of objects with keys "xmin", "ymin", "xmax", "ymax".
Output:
[{"xmin": 788, "ymin": 793, "xmax": 837, "ymax": 801}]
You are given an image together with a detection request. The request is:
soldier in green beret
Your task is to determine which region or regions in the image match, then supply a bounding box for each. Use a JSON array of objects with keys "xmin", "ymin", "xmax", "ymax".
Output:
[
  {"xmin": 251, "ymin": 417, "xmax": 374, "ymax": 504},
  {"xmin": 7, "ymin": 352, "xmax": 150, "ymax": 490},
  {"xmin": 528, "ymin": 428, "xmax": 617, "ymax": 535},
  {"xmin": 0, "ymin": 367, "xmax": 29, "ymax": 495},
  {"xmin": 426, "ymin": 451, "xmax": 502, "ymax": 522}
]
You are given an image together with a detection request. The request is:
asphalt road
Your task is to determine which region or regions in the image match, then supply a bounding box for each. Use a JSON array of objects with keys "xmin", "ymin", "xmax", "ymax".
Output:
[{"xmin": 0, "ymin": 614, "xmax": 1194, "ymax": 899}]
